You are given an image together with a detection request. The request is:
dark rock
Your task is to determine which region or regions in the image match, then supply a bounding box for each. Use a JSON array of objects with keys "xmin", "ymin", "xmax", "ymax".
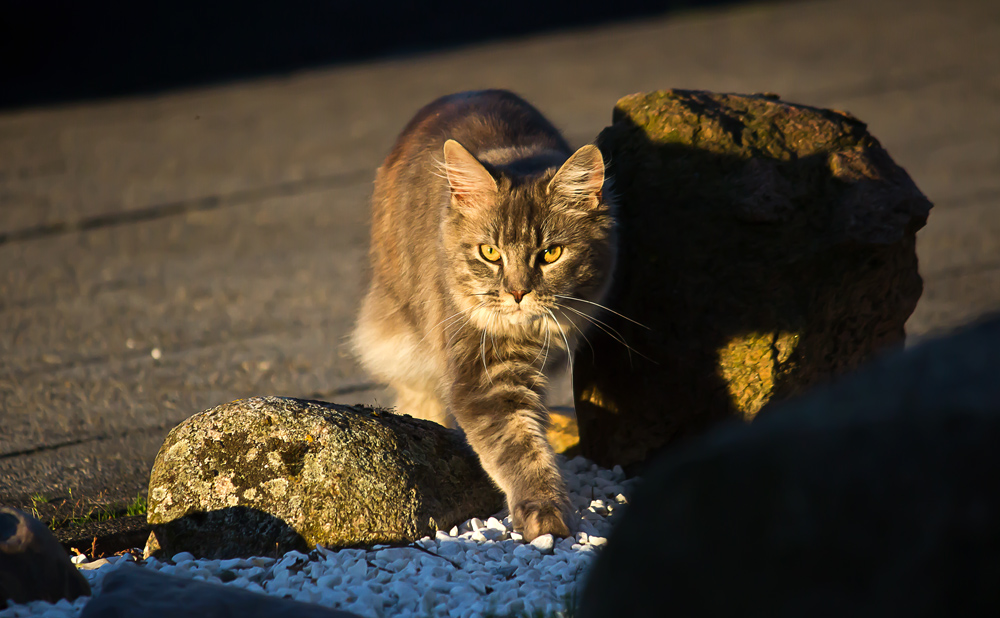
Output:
[
  {"xmin": 0, "ymin": 506, "xmax": 91, "ymax": 608},
  {"xmin": 80, "ymin": 565, "xmax": 358, "ymax": 618},
  {"xmin": 145, "ymin": 397, "xmax": 503, "ymax": 559},
  {"xmin": 580, "ymin": 315, "xmax": 1000, "ymax": 618},
  {"xmin": 574, "ymin": 89, "xmax": 931, "ymax": 469}
]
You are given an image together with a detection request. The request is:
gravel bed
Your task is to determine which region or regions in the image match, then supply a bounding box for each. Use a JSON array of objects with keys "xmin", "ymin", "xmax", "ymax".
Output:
[{"xmin": 1, "ymin": 457, "xmax": 634, "ymax": 618}]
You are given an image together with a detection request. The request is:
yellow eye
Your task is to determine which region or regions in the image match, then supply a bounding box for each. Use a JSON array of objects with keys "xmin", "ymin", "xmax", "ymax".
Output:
[
  {"xmin": 479, "ymin": 244, "xmax": 501, "ymax": 262},
  {"xmin": 542, "ymin": 245, "xmax": 563, "ymax": 264}
]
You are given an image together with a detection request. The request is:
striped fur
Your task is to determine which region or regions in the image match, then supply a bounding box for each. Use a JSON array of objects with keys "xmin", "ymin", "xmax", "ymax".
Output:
[{"xmin": 352, "ymin": 90, "xmax": 617, "ymax": 540}]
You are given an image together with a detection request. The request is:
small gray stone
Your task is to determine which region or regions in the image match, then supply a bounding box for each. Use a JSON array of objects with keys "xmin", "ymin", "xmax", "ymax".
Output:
[
  {"xmin": 145, "ymin": 397, "xmax": 503, "ymax": 559},
  {"xmin": 80, "ymin": 565, "xmax": 357, "ymax": 618},
  {"xmin": 0, "ymin": 507, "xmax": 90, "ymax": 608}
]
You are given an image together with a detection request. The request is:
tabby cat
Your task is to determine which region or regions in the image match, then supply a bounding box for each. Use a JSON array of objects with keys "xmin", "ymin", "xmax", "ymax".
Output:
[{"xmin": 352, "ymin": 90, "xmax": 617, "ymax": 540}]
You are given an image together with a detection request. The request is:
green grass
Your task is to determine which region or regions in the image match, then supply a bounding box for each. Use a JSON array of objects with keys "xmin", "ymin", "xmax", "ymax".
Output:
[
  {"xmin": 28, "ymin": 493, "xmax": 49, "ymax": 518},
  {"xmin": 77, "ymin": 492, "xmax": 148, "ymax": 524},
  {"xmin": 38, "ymin": 491, "xmax": 149, "ymax": 530},
  {"xmin": 125, "ymin": 492, "xmax": 148, "ymax": 517}
]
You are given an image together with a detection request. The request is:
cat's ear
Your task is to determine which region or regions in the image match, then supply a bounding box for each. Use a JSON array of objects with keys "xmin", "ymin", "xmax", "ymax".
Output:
[
  {"xmin": 548, "ymin": 145, "xmax": 605, "ymax": 208},
  {"xmin": 442, "ymin": 139, "xmax": 497, "ymax": 208}
]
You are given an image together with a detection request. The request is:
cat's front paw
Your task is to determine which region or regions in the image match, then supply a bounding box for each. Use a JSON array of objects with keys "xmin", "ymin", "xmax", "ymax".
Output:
[{"xmin": 512, "ymin": 500, "xmax": 571, "ymax": 541}]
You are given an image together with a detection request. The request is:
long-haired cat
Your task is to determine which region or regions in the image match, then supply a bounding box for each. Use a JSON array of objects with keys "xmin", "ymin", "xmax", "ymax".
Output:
[{"xmin": 352, "ymin": 90, "xmax": 617, "ymax": 540}]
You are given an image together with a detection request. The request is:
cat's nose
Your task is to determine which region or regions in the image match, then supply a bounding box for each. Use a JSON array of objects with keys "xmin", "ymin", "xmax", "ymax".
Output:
[{"xmin": 510, "ymin": 290, "xmax": 530, "ymax": 303}]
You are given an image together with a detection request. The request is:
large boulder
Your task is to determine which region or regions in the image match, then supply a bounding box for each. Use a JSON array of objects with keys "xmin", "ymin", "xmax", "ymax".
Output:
[
  {"xmin": 0, "ymin": 507, "xmax": 91, "ymax": 608},
  {"xmin": 580, "ymin": 315, "xmax": 1000, "ymax": 617},
  {"xmin": 145, "ymin": 397, "xmax": 503, "ymax": 559},
  {"xmin": 574, "ymin": 90, "xmax": 932, "ymax": 469}
]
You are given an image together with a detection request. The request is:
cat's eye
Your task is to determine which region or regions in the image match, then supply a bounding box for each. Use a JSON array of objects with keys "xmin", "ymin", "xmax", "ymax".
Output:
[
  {"xmin": 542, "ymin": 245, "xmax": 563, "ymax": 264},
  {"xmin": 479, "ymin": 244, "xmax": 501, "ymax": 262}
]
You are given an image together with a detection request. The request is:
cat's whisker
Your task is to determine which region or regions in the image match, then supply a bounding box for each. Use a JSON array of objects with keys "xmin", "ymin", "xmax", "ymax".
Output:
[
  {"xmin": 419, "ymin": 301, "xmax": 488, "ymax": 345},
  {"xmin": 528, "ymin": 329, "xmax": 550, "ymax": 390},
  {"xmin": 445, "ymin": 312, "xmax": 476, "ymax": 348},
  {"xmin": 480, "ymin": 313, "xmax": 493, "ymax": 385},
  {"xmin": 553, "ymin": 294, "xmax": 651, "ymax": 330},
  {"xmin": 541, "ymin": 326, "xmax": 552, "ymax": 371},
  {"xmin": 489, "ymin": 315, "xmax": 515, "ymax": 373},
  {"xmin": 555, "ymin": 307, "xmax": 595, "ymax": 364},
  {"xmin": 545, "ymin": 308, "xmax": 573, "ymax": 376},
  {"xmin": 528, "ymin": 319, "xmax": 551, "ymax": 368},
  {"xmin": 557, "ymin": 303, "xmax": 656, "ymax": 365},
  {"xmin": 558, "ymin": 303, "xmax": 629, "ymax": 348}
]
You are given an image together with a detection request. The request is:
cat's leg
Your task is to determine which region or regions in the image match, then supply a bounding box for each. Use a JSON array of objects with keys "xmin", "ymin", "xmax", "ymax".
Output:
[{"xmin": 449, "ymin": 358, "xmax": 571, "ymax": 541}]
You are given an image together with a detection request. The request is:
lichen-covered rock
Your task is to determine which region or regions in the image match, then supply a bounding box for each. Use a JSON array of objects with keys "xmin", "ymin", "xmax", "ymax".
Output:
[
  {"xmin": 0, "ymin": 507, "xmax": 91, "ymax": 608},
  {"xmin": 574, "ymin": 89, "xmax": 932, "ymax": 469},
  {"xmin": 145, "ymin": 397, "xmax": 503, "ymax": 559},
  {"xmin": 580, "ymin": 315, "xmax": 1000, "ymax": 618}
]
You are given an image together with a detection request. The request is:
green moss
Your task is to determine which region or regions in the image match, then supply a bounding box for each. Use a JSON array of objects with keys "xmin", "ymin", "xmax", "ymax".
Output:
[
  {"xmin": 147, "ymin": 397, "xmax": 502, "ymax": 558},
  {"xmin": 717, "ymin": 331, "xmax": 800, "ymax": 420}
]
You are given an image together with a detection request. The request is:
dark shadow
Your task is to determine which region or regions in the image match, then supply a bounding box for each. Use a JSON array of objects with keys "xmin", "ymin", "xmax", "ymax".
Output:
[
  {"xmin": 3, "ymin": 0, "xmax": 779, "ymax": 110},
  {"xmin": 148, "ymin": 505, "xmax": 309, "ymax": 560},
  {"xmin": 572, "ymin": 91, "xmax": 930, "ymax": 471},
  {"xmin": 58, "ymin": 514, "xmax": 151, "ymax": 558}
]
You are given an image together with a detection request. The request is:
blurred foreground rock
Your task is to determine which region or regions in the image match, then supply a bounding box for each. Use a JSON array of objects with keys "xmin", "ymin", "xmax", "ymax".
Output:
[
  {"xmin": 80, "ymin": 566, "xmax": 357, "ymax": 618},
  {"xmin": 575, "ymin": 89, "xmax": 931, "ymax": 469},
  {"xmin": 0, "ymin": 507, "xmax": 91, "ymax": 608},
  {"xmin": 145, "ymin": 397, "xmax": 503, "ymax": 559},
  {"xmin": 581, "ymin": 315, "xmax": 1000, "ymax": 617}
]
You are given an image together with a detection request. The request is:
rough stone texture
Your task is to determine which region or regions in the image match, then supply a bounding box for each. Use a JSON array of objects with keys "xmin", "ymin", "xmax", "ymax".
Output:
[
  {"xmin": 574, "ymin": 89, "xmax": 932, "ymax": 469},
  {"xmin": 145, "ymin": 397, "xmax": 503, "ymax": 559},
  {"xmin": 80, "ymin": 565, "xmax": 358, "ymax": 618},
  {"xmin": 0, "ymin": 507, "xmax": 91, "ymax": 608},
  {"xmin": 580, "ymin": 315, "xmax": 1000, "ymax": 617}
]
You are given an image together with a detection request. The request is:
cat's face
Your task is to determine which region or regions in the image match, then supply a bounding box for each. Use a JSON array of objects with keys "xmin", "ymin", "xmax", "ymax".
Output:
[{"xmin": 441, "ymin": 141, "xmax": 617, "ymax": 341}]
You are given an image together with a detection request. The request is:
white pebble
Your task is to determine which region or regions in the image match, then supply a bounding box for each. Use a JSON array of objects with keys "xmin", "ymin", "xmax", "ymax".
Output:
[
  {"xmin": 529, "ymin": 534, "xmax": 555, "ymax": 554},
  {"xmin": 77, "ymin": 558, "xmax": 111, "ymax": 571},
  {"xmin": 512, "ymin": 544, "xmax": 538, "ymax": 560}
]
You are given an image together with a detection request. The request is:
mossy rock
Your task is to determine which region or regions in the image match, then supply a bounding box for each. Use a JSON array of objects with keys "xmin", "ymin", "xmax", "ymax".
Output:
[
  {"xmin": 574, "ymin": 90, "xmax": 931, "ymax": 469},
  {"xmin": 145, "ymin": 397, "xmax": 503, "ymax": 559}
]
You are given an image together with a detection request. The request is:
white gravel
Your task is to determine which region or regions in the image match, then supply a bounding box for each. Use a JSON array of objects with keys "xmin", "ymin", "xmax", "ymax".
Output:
[{"xmin": 1, "ymin": 456, "xmax": 634, "ymax": 618}]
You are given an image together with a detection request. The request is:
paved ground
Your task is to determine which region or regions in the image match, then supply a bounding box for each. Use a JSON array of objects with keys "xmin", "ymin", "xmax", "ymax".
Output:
[{"xmin": 2, "ymin": 0, "xmax": 998, "ymax": 513}]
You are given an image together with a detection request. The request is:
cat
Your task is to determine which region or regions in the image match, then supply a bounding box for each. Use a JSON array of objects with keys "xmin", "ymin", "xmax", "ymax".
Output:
[{"xmin": 352, "ymin": 90, "xmax": 617, "ymax": 540}]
